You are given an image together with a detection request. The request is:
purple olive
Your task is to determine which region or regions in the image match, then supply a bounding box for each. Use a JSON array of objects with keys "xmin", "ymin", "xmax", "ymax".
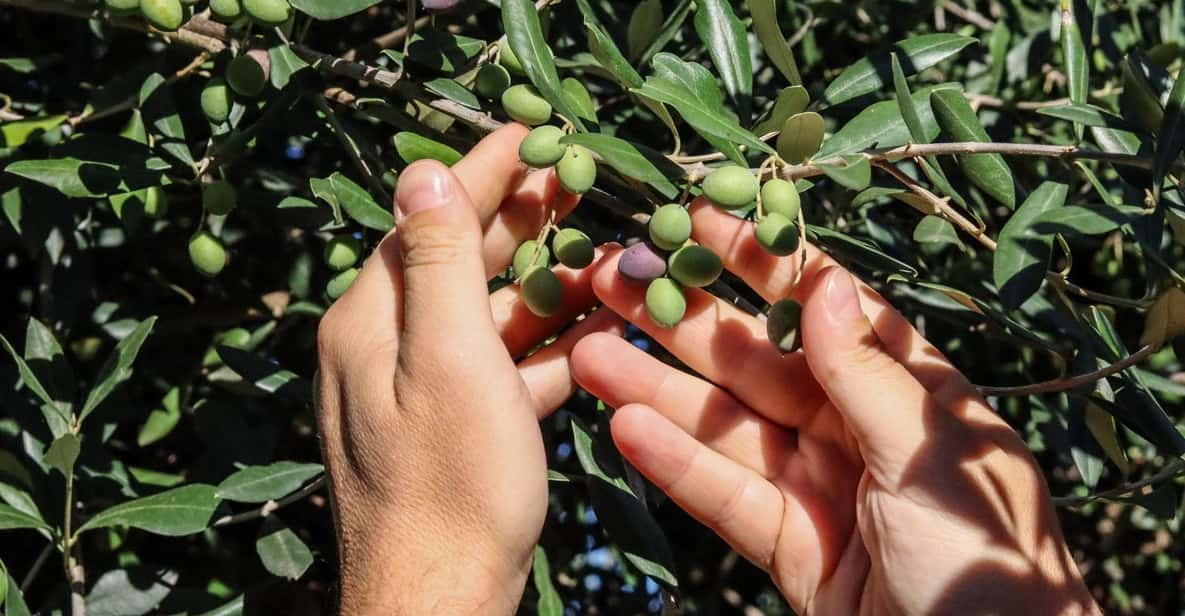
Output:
[
  {"xmin": 421, "ymin": 0, "xmax": 461, "ymax": 11},
  {"xmin": 618, "ymin": 242, "xmax": 667, "ymax": 283}
]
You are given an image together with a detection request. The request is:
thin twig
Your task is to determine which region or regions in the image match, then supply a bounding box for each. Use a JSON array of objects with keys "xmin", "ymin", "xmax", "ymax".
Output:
[
  {"xmin": 69, "ymin": 50, "xmax": 210, "ymax": 128},
  {"xmin": 977, "ymin": 344, "xmax": 1156, "ymax": 397},
  {"xmin": 1046, "ymin": 273, "xmax": 1151, "ymax": 309},
  {"xmin": 20, "ymin": 540, "xmax": 55, "ymax": 592},
  {"xmin": 212, "ymin": 475, "xmax": 326, "ymax": 527},
  {"xmin": 875, "ymin": 160, "xmax": 998, "ymax": 251},
  {"xmin": 1053, "ymin": 459, "xmax": 1185, "ymax": 507},
  {"xmin": 941, "ymin": 0, "xmax": 995, "ymax": 30},
  {"xmin": 310, "ymin": 93, "xmax": 394, "ymax": 206}
]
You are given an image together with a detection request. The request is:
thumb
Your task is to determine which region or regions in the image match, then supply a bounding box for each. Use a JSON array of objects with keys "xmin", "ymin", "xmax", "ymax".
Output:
[
  {"xmin": 801, "ymin": 267, "xmax": 937, "ymax": 469},
  {"xmin": 395, "ymin": 160, "xmax": 500, "ymax": 355}
]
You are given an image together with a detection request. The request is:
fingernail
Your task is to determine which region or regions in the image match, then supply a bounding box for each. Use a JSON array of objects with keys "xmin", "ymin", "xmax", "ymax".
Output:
[
  {"xmin": 824, "ymin": 270, "xmax": 863, "ymax": 325},
  {"xmin": 395, "ymin": 162, "xmax": 453, "ymax": 217}
]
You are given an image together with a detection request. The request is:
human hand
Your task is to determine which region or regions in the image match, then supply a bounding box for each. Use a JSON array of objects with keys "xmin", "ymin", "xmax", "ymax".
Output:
[
  {"xmin": 315, "ymin": 126, "xmax": 622, "ymax": 614},
  {"xmin": 571, "ymin": 200, "xmax": 1101, "ymax": 615}
]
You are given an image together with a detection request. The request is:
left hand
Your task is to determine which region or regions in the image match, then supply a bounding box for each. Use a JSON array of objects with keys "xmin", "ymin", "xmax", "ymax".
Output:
[{"xmin": 315, "ymin": 126, "xmax": 622, "ymax": 614}]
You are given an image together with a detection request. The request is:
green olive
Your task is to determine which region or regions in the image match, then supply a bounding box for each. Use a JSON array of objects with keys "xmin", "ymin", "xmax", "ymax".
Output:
[
  {"xmin": 226, "ymin": 52, "xmax": 268, "ymax": 97},
  {"xmin": 209, "ymin": 0, "xmax": 243, "ymax": 20},
  {"xmin": 648, "ymin": 204, "xmax": 691, "ymax": 251},
  {"xmin": 201, "ymin": 77, "xmax": 232, "ymax": 124},
  {"xmin": 521, "ymin": 267, "xmax": 564, "ymax": 317},
  {"xmin": 474, "ymin": 64, "xmax": 512, "ymax": 99},
  {"xmin": 140, "ymin": 0, "xmax": 185, "ymax": 31},
  {"xmin": 760, "ymin": 179, "xmax": 800, "ymax": 220},
  {"xmin": 502, "ymin": 84, "xmax": 552, "ymax": 126},
  {"xmin": 552, "ymin": 228, "xmax": 594, "ymax": 269},
  {"xmin": 323, "ymin": 235, "xmax": 363, "ymax": 272},
  {"xmin": 519, "ymin": 125, "xmax": 566, "ymax": 168},
  {"xmin": 556, "ymin": 145, "xmax": 596, "ymax": 194},
  {"xmin": 755, "ymin": 212, "xmax": 800, "ymax": 256},
  {"xmin": 702, "ymin": 165, "xmax": 759, "ymax": 210},
  {"xmin": 513, "ymin": 240, "xmax": 551, "ymax": 278},
  {"xmin": 645, "ymin": 278, "xmax": 686, "ymax": 328},
  {"xmin": 766, "ymin": 298, "xmax": 803, "ymax": 353},
  {"xmin": 189, "ymin": 231, "xmax": 227, "ymax": 277},
  {"xmin": 326, "ymin": 267, "xmax": 359, "ymax": 300},
  {"xmin": 142, "ymin": 186, "xmax": 169, "ymax": 219},
  {"xmin": 243, "ymin": 0, "xmax": 292, "ymax": 26},
  {"xmin": 668, "ymin": 244, "xmax": 722, "ymax": 288},
  {"xmin": 499, "ymin": 44, "xmax": 526, "ymax": 76},
  {"xmin": 201, "ymin": 180, "xmax": 237, "ymax": 216},
  {"xmin": 105, "ymin": 0, "xmax": 140, "ymax": 15}
]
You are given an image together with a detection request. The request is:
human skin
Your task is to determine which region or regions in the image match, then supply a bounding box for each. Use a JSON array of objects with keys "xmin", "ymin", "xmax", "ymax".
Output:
[{"xmin": 315, "ymin": 127, "xmax": 1102, "ymax": 615}]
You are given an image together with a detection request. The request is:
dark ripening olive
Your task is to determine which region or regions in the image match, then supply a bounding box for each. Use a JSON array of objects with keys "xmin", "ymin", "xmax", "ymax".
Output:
[
  {"xmin": 702, "ymin": 165, "xmax": 759, "ymax": 210},
  {"xmin": 141, "ymin": 0, "xmax": 185, "ymax": 31},
  {"xmin": 209, "ymin": 0, "xmax": 243, "ymax": 21},
  {"xmin": 617, "ymin": 242, "xmax": 667, "ymax": 283},
  {"xmin": 502, "ymin": 84, "xmax": 552, "ymax": 126},
  {"xmin": 755, "ymin": 212, "xmax": 800, "ymax": 256},
  {"xmin": 645, "ymin": 278, "xmax": 686, "ymax": 328},
  {"xmin": 326, "ymin": 267, "xmax": 359, "ymax": 300},
  {"xmin": 521, "ymin": 267, "xmax": 564, "ymax": 317},
  {"xmin": 201, "ymin": 77, "xmax": 231, "ymax": 124},
  {"xmin": 421, "ymin": 0, "xmax": 461, "ymax": 11},
  {"xmin": 324, "ymin": 235, "xmax": 363, "ymax": 272},
  {"xmin": 243, "ymin": 0, "xmax": 292, "ymax": 26},
  {"xmin": 189, "ymin": 231, "xmax": 227, "ymax": 277},
  {"xmin": 766, "ymin": 298, "xmax": 803, "ymax": 353},
  {"xmin": 202, "ymin": 180, "xmax": 237, "ymax": 216},
  {"xmin": 760, "ymin": 179, "xmax": 801, "ymax": 220},
  {"xmin": 513, "ymin": 240, "xmax": 550, "ymax": 278},
  {"xmin": 556, "ymin": 145, "xmax": 596, "ymax": 194},
  {"xmin": 519, "ymin": 125, "xmax": 566, "ymax": 168},
  {"xmin": 648, "ymin": 204, "xmax": 691, "ymax": 251},
  {"xmin": 227, "ymin": 50, "xmax": 270, "ymax": 97},
  {"xmin": 668, "ymin": 245, "xmax": 722, "ymax": 288},
  {"xmin": 552, "ymin": 228, "xmax": 595, "ymax": 269},
  {"xmin": 474, "ymin": 64, "xmax": 512, "ymax": 99}
]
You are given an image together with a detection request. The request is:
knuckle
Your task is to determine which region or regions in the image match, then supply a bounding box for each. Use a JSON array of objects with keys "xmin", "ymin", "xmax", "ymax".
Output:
[{"xmin": 400, "ymin": 224, "xmax": 476, "ymax": 271}]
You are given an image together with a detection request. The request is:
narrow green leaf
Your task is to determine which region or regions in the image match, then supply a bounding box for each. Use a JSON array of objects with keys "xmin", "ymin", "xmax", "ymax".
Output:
[
  {"xmin": 637, "ymin": 0, "xmax": 696, "ymax": 65},
  {"xmin": 560, "ymin": 133, "xmax": 681, "ymax": 198},
  {"xmin": 393, "ymin": 132, "xmax": 464, "ymax": 166},
  {"xmin": 776, "ymin": 112, "xmax": 825, "ymax": 164},
  {"xmin": 80, "ymin": 317, "xmax": 157, "ymax": 420},
  {"xmin": 823, "ymin": 34, "xmax": 977, "ymax": 106},
  {"xmin": 533, "ymin": 546, "xmax": 563, "ymax": 616},
  {"xmin": 1061, "ymin": 0, "xmax": 1089, "ymax": 139},
  {"xmin": 213, "ymin": 346, "xmax": 312, "ymax": 402},
  {"xmin": 423, "ymin": 77, "xmax": 480, "ymax": 111},
  {"xmin": 817, "ymin": 84, "xmax": 954, "ymax": 158},
  {"xmin": 0, "ymin": 333, "xmax": 70, "ymax": 422},
  {"xmin": 817, "ymin": 155, "xmax": 871, "ymax": 190},
  {"xmin": 561, "ymin": 77, "xmax": 598, "ymax": 126},
  {"xmin": 4, "ymin": 571, "xmax": 30, "ymax": 616},
  {"xmin": 890, "ymin": 58, "xmax": 966, "ymax": 207},
  {"xmin": 323, "ymin": 172, "xmax": 392, "ymax": 231},
  {"xmin": 0, "ymin": 503, "xmax": 51, "ymax": 531},
  {"xmin": 268, "ymin": 45, "xmax": 309, "ymax": 89},
  {"xmin": 930, "ymin": 88, "xmax": 1017, "ymax": 209},
  {"xmin": 1155, "ymin": 67, "xmax": 1185, "ymax": 191},
  {"xmin": 290, "ymin": 0, "xmax": 382, "ymax": 20},
  {"xmin": 633, "ymin": 53, "xmax": 774, "ymax": 164},
  {"xmin": 746, "ymin": 0, "xmax": 802, "ymax": 86},
  {"xmin": 256, "ymin": 517, "xmax": 314, "ymax": 580},
  {"xmin": 1038, "ymin": 103, "xmax": 1133, "ymax": 131},
  {"xmin": 4, "ymin": 158, "xmax": 121, "ymax": 199},
  {"xmin": 913, "ymin": 215, "xmax": 962, "ymax": 246},
  {"xmin": 1032, "ymin": 204, "xmax": 1146, "ymax": 235},
  {"xmin": 502, "ymin": 0, "xmax": 586, "ymax": 131},
  {"xmin": 43, "ymin": 433, "xmax": 80, "ymax": 477},
  {"xmin": 1120, "ymin": 55, "xmax": 1164, "ymax": 135},
  {"xmin": 85, "ymin": 567, "xmax": 179, "ymax": 616},
  {"xmin": 137, "ymin": 387, "xmax": 182, "ymax": 447},
  {"xmin": 694, "ymin": 0, "xmax": 753, "ymax": 118},
  {"xmin": 807, "ymin": 225, "xmax": 919, "ymax": 278},
  {"xmin": 0, "ymin": 114, "xmax": 66, "ymax": 149},
  {"xmin": 626, "ymin": 0, "xmax": 663, "ymax": 62},
  {"xmin": 216, "ymin": 462, "xmax": 323, "ymax": 503},
  {"xmin": 139, "ymin": 73, "xmax": 194, "ymax": 167},
  {"xmin": 77, "ymin": 484, "xmax": 220, "ymax": 537},
  {"xmin": 753, "ymin": 86, "xmax": 810, "ymax": 135},
  {"xmin": 993, "ymin": 181, "xmax": 1068, "ymax": 308}
]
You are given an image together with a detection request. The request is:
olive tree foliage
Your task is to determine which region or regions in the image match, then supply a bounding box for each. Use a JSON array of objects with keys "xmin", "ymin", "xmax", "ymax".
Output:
[{"xmin": 2, "ymin": 0, "xmax": 1185, "ymax": 613}]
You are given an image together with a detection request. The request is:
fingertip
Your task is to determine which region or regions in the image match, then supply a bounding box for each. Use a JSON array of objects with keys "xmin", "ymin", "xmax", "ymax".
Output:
[
  {"xmin": 570, "ymin": 331, "xmax": 623, "ymax": 386},
  {"xmin": 801, "ymin": 266, "xmax": 864, "ymax": 351}
]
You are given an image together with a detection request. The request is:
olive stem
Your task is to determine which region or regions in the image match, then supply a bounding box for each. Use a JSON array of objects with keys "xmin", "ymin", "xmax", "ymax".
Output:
[
  {"xmin": 1052, "ymin": 459, "xmax": 1185, "ymax": 507},
  {"xmin": 212, "ymin": 475, "xmax": 327, "ymax": 527},
  {"xmin": 67, "ymin": 49, "xmax": 210, "ymax": 128},
  {"xmin": 874, "ymin": 161, "xmax": 998, "ymax": 251}
]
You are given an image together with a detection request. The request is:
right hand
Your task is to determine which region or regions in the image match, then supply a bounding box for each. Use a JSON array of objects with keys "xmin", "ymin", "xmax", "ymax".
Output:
[{"xmin": 571, "ymin": 199, "xmax": 1101, "ymax": 615}]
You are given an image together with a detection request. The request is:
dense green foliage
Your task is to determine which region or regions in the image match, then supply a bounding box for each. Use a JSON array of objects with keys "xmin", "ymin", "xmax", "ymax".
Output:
[{"xmin": 3, "ymin": 0, "xmax": 1185, "ymax": 614}]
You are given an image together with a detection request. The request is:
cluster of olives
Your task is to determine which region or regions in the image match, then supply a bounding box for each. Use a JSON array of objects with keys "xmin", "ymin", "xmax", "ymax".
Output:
[
  {"xmin": 511, "ymin": 228, "xmax": 595, "ymax": 317},
  {"xmin": 323, "ymin": 235, "xmax": 363, "ymax": 300},
  {"xmin": 103, "ymin": 0, "xmax": 293, "ymax": 32}
]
